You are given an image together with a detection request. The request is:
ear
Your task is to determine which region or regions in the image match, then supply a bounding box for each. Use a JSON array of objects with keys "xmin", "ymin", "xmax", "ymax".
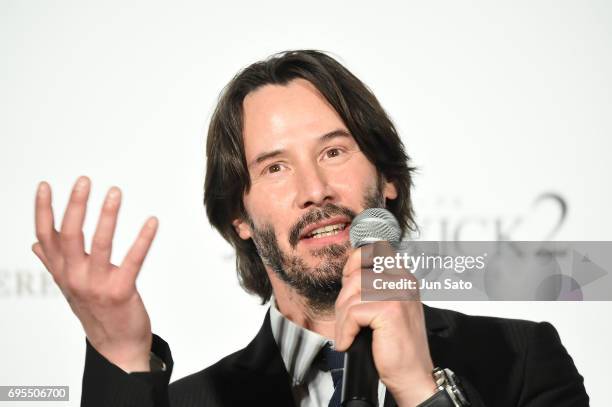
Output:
[
  {"xmin": 232, "ymin": 218, "xmax": 253, "ymax": 240},
  {"xmin": 383, "ymin": 178, "xmax": 398, "ymax": 201}
]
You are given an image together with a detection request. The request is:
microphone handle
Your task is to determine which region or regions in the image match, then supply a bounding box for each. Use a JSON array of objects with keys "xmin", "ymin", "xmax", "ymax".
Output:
[{"xmin": 341, "ymin": 327, "xmax": 379, "ymax": 407}]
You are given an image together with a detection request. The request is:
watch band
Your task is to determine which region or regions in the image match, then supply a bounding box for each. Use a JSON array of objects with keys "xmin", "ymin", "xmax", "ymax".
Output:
[{"xmin": 417, "ymin": 367, "xmax": 470, "ymax": 407}]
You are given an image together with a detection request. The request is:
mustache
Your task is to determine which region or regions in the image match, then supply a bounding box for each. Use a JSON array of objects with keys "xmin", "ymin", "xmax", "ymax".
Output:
[{"xmin": 288, "ymin": 203, "xmax": 356, "ymax": 248}]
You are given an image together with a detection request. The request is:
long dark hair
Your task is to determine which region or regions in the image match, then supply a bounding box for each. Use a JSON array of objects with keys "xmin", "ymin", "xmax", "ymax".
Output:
[{"xmin": 204, "ymin": 50, "xmax": 417, "ymax": 304}]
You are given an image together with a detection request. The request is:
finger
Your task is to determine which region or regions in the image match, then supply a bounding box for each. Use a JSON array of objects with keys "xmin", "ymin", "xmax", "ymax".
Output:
[
  {"xmin": 120, "ymin": 217, "xmax": 158, "ymax": 281},
  {"xmin": 335, "ymin": 302, "xmax": 380, "ymax": 351},
  {"xmin": 342, "ymin": 243, "xmax": 384, "ymax": 279},
  {"xmin": 34, "ymin": 182, "xmax": 61, "ymax": 264},
  {"xmin": 90, "ymin": 187, "xmax": 122, "ymax": 276},
  {"xmin": 342, "ymin": 247, "xmax": 363, "ymax": 279},
  {"xmin": 335, "ymin": 291, "xmax": 362, "ymax": 330},
  {"xmin": 59, "ymin": 176, "xmax": 91, "ymax": 265},
  {"xmin": 335, "ymin": 271, "xmax": 362, "ymax": 309},
  {"xmin": 372, "ymin": 241, "xmax": 396, "ymax": 257},
  {"xmin": 32, "ymin": 242, "xmax": 53, "ymax": 271}
]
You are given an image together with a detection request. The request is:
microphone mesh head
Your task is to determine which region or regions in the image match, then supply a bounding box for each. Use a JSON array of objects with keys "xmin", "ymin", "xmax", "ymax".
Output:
[{"xmin": 349, "ymin": 208, "xmax": 401, "ymax": 248}]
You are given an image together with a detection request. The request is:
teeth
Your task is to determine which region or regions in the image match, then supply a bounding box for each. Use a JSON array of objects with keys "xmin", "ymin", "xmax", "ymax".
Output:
[
  {"xmin": 308, "ymin": 223, "xmax": 346, "ymax": 238},
  {"xmin": 312, "ymin": 229, "xmax": 340, "ymax": 239}
]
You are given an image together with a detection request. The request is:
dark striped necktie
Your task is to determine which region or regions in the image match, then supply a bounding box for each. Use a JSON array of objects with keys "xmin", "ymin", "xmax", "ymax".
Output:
[{"xmin": 320, "ymin": 343, "xmax": 345, "ymax": 407}]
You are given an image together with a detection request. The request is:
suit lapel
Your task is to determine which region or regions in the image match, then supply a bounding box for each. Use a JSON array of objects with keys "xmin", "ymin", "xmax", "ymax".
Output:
[{"xmin": 224, "ymin": 309, "xmax": 295, "ymax": 406}]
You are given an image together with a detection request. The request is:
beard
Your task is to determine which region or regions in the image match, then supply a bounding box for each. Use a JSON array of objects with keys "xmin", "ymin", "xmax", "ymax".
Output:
[{"xmin": 247, "ymin": 176, "xmax": 386, "ymax": 314}]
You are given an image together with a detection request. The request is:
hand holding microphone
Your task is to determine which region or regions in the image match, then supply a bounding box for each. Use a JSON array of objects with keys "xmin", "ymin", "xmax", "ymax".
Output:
[{"xmin": 334, "ymin": 208, "xmax": 437, "ymax": 406}]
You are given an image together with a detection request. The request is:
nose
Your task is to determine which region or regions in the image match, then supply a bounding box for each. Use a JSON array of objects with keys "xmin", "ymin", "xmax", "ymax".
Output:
[{"xmin": 295, "ymin": 165, "xmax": 336, "ymax": 209}]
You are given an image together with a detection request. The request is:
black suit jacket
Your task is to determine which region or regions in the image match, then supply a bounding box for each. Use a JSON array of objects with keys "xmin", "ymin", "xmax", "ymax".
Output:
[{"xmin": 81, "ymin": 305, "xmax": 589, "ymax": 406}]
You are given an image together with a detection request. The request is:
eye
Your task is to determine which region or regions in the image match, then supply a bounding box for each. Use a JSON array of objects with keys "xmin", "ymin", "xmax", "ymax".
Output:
[
  {"xmin": 325, "ymin": 148, "xmax": 343, "ymax": 159},
  {"xmin": 264, "ymin": 163, "xmax": 283, "ymax": 174}
]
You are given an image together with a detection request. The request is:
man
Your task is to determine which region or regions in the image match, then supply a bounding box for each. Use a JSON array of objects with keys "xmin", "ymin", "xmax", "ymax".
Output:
[{"xmin": 32, "ymin": 50, "xmax": 589, "ymax": 406}]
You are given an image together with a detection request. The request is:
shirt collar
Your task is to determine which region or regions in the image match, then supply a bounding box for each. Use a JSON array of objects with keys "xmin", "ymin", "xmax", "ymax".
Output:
[{"xmin": 269, "ymin": 297, "xmax": 331, "ymax": 385}]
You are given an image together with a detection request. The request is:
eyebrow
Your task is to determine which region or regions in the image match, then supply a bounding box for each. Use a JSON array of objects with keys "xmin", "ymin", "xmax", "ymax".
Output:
[{"xmin": 247, "ymin": 129, "xmax": 352, "ymax": 169}]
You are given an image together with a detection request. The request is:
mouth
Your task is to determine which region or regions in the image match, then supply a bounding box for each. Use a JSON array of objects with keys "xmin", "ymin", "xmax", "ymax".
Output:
[{"xmin": 299, "ymin": 217, "xmax": 351, "ymax": 243}]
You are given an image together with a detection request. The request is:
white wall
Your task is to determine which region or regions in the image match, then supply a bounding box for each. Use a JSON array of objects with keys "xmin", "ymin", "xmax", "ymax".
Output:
[{"xmin": 1, "ymin": 1, "xmax": 610, "ymax": 405}]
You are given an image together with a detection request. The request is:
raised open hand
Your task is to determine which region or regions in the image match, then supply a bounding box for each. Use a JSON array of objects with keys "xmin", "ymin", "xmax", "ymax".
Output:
[{"xmin": 32, "ymin": 176, "xmax": 157, "ymax": 372}]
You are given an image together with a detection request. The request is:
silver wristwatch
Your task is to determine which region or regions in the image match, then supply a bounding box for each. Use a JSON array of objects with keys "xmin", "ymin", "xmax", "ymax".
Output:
[{"xmin": 431, "ymin": 367, "xmax": 470, "ymax": 406}]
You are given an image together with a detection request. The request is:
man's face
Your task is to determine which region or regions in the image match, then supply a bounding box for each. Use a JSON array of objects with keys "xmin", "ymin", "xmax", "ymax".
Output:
[{"xmin": 234, "ymin": 78, "xmax": 397, "ymax": 310}]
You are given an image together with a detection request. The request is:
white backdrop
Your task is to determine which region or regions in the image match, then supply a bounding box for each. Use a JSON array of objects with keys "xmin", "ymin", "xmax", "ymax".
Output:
[{"xmin": 1, "ymin": 1, "xmax": 611, "ymax": 405}]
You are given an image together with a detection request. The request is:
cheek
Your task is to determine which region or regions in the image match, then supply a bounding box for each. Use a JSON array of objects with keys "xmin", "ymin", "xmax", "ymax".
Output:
[
  {"xmin": 331, "ymin": 177, "xmax": 376, "ymax": 208},
  {"xmin": 243, "ymin": 187, "xmax": 294, "ymax": 228},
  {"xmin": 328, "ymin": 158, "xmax": 378, "ymax": 199}
]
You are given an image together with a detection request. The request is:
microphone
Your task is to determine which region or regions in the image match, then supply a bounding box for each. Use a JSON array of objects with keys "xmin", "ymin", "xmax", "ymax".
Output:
[{"xmin": 341, "ymin": 208, "xmax": 401, "ymax": 407}]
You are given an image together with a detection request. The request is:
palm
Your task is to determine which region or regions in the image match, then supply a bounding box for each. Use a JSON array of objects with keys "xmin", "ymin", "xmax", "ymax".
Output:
[{"xmin": 32, "ymin": 177, "xmax": 157, "ymax": 372}]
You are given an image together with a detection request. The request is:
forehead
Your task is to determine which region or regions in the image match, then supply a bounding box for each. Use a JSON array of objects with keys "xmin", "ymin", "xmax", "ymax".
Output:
[{"xmin": 242, "ymin": 78, "xmax": 347, "ymax": 156}]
